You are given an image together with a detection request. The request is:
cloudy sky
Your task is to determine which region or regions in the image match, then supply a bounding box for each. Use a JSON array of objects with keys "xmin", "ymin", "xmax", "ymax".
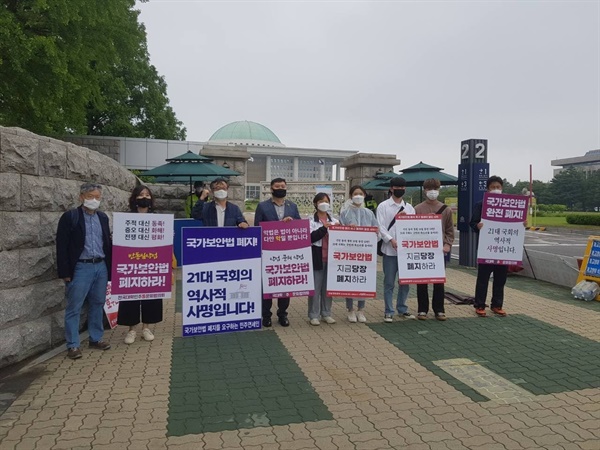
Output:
[{"xmin": 137, "ymin": 0, "xmax": 599, "ymax": 183}]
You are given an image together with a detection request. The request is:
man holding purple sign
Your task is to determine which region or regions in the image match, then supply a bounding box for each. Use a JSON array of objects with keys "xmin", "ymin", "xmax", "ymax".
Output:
[{"xmin": 254, "ymin": 178, "xmax": 301, "ymax": 327}]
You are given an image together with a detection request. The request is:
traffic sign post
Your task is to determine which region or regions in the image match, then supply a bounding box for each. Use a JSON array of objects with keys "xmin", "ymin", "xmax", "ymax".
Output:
[{"xmin": 457, "ymin": 139, "xmax": 490, "ymax": 267}]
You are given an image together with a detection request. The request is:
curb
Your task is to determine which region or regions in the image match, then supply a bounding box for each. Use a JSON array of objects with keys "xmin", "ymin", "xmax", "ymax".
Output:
[{"xmin": 526, "ymin": 226, "xmax": 546, "ymax": 231}]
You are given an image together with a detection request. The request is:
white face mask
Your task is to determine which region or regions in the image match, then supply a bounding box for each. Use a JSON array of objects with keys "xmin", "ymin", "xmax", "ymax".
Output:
[
  {"xmin": 213, "ymin": 190, "xmax": 228, "ymax": 200},
  {"xmin": 426, "ymin": 190, "xmax": 439, "ymax": 201},
  {"xmin": 352, "ymin": 195, "xmax": 364, "ymax": 205},
  {"xmin": 83, "ymin": 198, "xmax": 100, "ymax": 210},
  {"xmin": 317, "ymin": 203, "xmax": 330, "ymax": 212},
  {"xmin": 489, "ymin": 189, "xmax": 502, "ymax": 194}
]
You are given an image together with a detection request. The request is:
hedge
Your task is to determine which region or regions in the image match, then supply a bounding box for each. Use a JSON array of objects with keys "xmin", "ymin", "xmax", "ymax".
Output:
[{"xmin": 566, "ymin": 214, "xmax": 600, "ymax": 226}]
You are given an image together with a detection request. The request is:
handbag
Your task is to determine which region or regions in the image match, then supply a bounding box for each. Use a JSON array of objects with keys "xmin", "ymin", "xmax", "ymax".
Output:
[{"xmin": 377, "ymin": 206, "xmax": 404, "ymax": 256}]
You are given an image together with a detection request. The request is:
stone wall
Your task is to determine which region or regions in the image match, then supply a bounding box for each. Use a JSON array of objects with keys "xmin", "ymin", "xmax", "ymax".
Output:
[{"xmin": 0, "ymin": 127, "xmax": 137, "ymax": 368}]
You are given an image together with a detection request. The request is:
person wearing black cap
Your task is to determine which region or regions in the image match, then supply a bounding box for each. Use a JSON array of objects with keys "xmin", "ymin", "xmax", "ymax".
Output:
[
  {"xmin": 185, "ymin": 181, "xmax": 205, "ymax": 218},
  {"xmin": 376, "ymin": 176, "xmax": 416, "ymax": 322}
]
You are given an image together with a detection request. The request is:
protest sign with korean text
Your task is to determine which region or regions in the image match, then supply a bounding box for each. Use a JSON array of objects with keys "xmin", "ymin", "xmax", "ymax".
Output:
[
  {"xmin": 477, "ymin": 193, "xmax": 527, "ymax": 266},
  {"xmin": 103, "ymin": 282, "xmax": 118, "ymax": 328},
  {"xmin": 182, "ymin": 227, "xmax": 262, "ymax": 336},
  {"xmin": 326, "ymin": 225, "xmax": 378, "ymax": 297},
  {"xmin": 111, "ymin": 213, "xmax": 174, "ymax": 301},
  {"xmin": 395, "ymin": 214, "xmax": 446, "ymax": 284},
  {"xmin": 261, "ymin": 219, "xmax": 314, "ymax": 298}
]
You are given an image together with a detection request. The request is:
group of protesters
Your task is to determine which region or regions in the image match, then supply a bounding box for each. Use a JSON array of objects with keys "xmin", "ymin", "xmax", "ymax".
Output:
[{"xmin": 57, "ymin": 175, "xmax": 508, "ymax": 359}]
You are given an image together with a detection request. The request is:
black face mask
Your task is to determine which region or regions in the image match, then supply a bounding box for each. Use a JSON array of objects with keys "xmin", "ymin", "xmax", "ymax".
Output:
[
  {"xmin": 136, "ymin": 198, "xmax": 152, "ymax": 208},
  {"xmin": 392, "ymin": 189, "xmax": 405, "ymax": 198},
  {"xmin": 272, "ymin": 189, "xmax": 287, "ymax": 198}
]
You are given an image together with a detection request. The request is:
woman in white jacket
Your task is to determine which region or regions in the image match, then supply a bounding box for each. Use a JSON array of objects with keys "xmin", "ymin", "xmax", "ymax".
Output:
[
  {"xmin": 339, "ymin": 186, "xmax": 380, "ymax": 323},
  {"xmin": 308, "ymin": 192, "xmax": 339, "ymax": 326}
]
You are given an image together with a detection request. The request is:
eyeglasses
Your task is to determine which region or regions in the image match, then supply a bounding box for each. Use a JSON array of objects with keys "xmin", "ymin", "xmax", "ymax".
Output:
[{"xmin": 82, "ymin": 193, "xmax": 102, "ymax": 200}]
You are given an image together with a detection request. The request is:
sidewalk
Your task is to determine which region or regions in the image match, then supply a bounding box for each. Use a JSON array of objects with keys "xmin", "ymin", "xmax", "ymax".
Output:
[{"xmin": 1, "ymin": 267, "xmax": 599, "ymax": 449}]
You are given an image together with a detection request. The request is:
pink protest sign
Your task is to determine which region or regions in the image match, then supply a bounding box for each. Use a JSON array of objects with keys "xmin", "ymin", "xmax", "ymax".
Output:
[
  {"xmin": 477, "ymin": 193, "xmax": 527, "ymax": 265},
  {"xmin": 111, "ymin": 213, "xmax": 174, "ymax": 301},
  {"xmin": 260, "ymin": 219, "xmax": 314, "ymax": 298}
]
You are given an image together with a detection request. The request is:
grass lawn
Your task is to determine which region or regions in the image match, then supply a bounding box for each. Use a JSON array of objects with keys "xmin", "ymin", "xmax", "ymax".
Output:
[{"xmin": 530, "ymin": 215, "xmax": 600, "ymax": 230}]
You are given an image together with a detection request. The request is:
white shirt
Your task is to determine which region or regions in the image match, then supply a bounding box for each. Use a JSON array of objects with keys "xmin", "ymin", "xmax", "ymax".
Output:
[
  {"xmin": 376, "ymin": 197, "xmax": 415, "ymax": 256},
  {"xmin": 216, "ymin": 204, "xmax": 226, "ymax": 227}
]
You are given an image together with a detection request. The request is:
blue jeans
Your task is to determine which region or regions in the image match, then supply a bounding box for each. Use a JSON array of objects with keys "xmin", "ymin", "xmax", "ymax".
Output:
[
  {"xmin": 382, "ymin": 255, "xmax": 409, "ymax": 316},
  {"xmin": 64, "ymin": 262, "xmax": 108, "ymax": 349},
  {"xmin": 346, "ymin": 298, "xmax": 365, "ymax": 310}
]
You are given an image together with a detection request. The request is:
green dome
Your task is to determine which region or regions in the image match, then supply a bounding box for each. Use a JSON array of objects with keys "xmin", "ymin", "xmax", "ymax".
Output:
[{"xmin": 208, "ymin": 121, "xmax": 283, "ymax": 147}]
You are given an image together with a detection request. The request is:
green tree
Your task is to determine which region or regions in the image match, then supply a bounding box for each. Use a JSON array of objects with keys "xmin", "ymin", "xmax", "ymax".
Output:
[
  {"xmin": 0, "ymin": 0, "xmax": 185, "ymax": 140},
  {"xmin": 546, "ymin": 168, "xmax": 586, "ymax": 210}
]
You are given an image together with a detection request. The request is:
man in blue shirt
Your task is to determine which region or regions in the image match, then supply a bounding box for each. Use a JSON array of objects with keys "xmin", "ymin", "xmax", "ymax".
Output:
[{"xmin": 56, "ymin": 183, "xmax": 112, "ymax": 360}]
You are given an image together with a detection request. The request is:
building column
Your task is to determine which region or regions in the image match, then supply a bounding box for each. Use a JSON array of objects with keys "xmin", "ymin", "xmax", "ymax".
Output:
[
  {"xmin": 335, "ymin": 164, "xmax": 341, "ymax": 181},
  {"xmin": 266, "ymin": 155, "xmax": 271, "ymax": 182},
  {"xmin": 319, "ymin": 160, "xmax": 326, "ymax": 180},
  {"xmin": 293, "ymin": 156, "xmax": 299, "ymax": 181}
]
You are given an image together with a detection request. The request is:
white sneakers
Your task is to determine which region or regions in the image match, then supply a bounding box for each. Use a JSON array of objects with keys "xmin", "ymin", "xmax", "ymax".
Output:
[
  {"xmin": 124, "ymin": 328, "xmax": 154, "ymax": 344},
  {"xmin": 348, "ymin": 310, "xmax": 367, "ymax": 323},
  {"xmin": 142, "ymin": 328, "xmax": 155, "ymax": 341},
  {"xmin": 310, "ymin": 317, "xmax": 336, "ymax": 325},
  {"xmin": 124, "ymin": 330, "xmax": 136, "ymax": 344}
]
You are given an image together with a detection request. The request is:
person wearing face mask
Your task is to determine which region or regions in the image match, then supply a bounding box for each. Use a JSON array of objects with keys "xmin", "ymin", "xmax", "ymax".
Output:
[
  {"xmin": 191, "ymin": 178, "xmax": 248, "ymax": 228},
  {"xmin": 376, "ymin": 177, "xmax": 416, "ymax": 323},
  {"xmin": 307, "ymin": 193, "xmax": 339, "ymax": 325},
  {"xmin": 117, "ymin": 185, "xmax": 165, "ymax": 344},
  {"xmin": 185, "ymin": 181, "xmax": 205, "ymax": 218},
  {"xmin": 470, "ymin": 175, "xmax": 509, "ymax": 317},
  {"xmin": 254, "ymin": 178, "xmax": 301, "ymax": 327},
  {"xmin": 56, "ymin": 183, "xmax": 113, "ymax": 360},
  {"xmin": 414, "ymin": 178, "xmax": 454, "ymax": 321},
  {"xmin": 339, "ymin": 186, "xmax": 379, "ymax": 323}
]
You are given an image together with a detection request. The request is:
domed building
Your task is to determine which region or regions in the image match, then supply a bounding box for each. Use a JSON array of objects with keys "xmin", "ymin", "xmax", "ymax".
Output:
[{"xmin": 208, "ymin": 121, "xmax": 283, "ymax": 148}]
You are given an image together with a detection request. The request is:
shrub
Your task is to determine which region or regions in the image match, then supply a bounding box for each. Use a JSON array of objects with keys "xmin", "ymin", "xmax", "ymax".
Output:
[
  {"xmin": 537, "ymin": 204, "xmax": 567, "ymax": 213},
  {"xmin": 566, "ymin": 214, "xmax": 600, "ymax": 226}
]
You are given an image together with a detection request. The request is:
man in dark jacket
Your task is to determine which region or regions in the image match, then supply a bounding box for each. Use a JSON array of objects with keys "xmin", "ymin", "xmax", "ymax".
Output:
[
  {"xmin": 254, "ymin": 178, "xmax": 301, "ymax": 327},
  {"xmin": 56, "ymin": 183, "xmax": 112, "ymax": 359},
  {"xmin": 191, "ymin": 178, "xmax": 248, "ymax": 228},
  {"xmin": 469, "ymin": 175, "xmax": 508, "ymax": 318}
]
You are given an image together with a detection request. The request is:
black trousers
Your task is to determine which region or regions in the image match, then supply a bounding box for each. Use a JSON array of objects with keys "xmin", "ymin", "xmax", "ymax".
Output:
[
  {"xmin": 117, "ymin": 299, "xmax": 163, "ymax": 326},
  {"xmin": 262, "ymin": 297, "xmax": 290, "ymax": 319},
  {"xmin": 474, "ymin": 264, "xmax": 508, "ymax": 309},
  {"xmin": 416, "ymin": 283, "xmax": 445, "ymax": 314}
]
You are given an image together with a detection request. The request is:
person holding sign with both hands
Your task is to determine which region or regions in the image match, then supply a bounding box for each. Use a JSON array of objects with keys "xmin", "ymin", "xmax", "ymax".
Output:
[
  {"xmin": 307, "ymin": 193, "xmax": 339, "ymax": 326},
  {"xmin": 376, "ymin": 177, "xmax": 416, "ymax": 323},
  {"xmin": 414, "ymin": 178, "xmax": 454, "ymax": 321},
  {"xmin": 118, "ymin": 185, "xmax": 164, "ymax": 344}
]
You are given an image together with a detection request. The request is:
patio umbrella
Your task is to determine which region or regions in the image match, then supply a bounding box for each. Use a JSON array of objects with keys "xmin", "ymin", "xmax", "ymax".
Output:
[
  {"xmin": 362, "ymin": 161, "xmax": 458, "ymax": 200},
  {"xmin": 142, "ymin": 150, "xmax": 241, "ymax": 213}
]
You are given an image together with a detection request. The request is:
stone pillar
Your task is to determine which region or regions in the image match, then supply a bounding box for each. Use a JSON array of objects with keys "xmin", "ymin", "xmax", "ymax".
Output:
[
  {"xmin": 293, "ymin": 156, "xmax": 299, "ymax": 181},
  {"xmin": 199, "ymin": 145, "xmax": 250, "ymax": 211},
  {"xmin": 335, "ymin": 164, "xmax": 341, "ymax": 181},
  {"xmin": 319, "ymin": 160, "xmax": 325, "ymax": 180},
  {"xmin": 341, "ymin": 152, "xmax": 401, "ymax": 187},
  {"xmin": 266, "ymin": 155, "xmax": 271, "ymax": 182}
]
